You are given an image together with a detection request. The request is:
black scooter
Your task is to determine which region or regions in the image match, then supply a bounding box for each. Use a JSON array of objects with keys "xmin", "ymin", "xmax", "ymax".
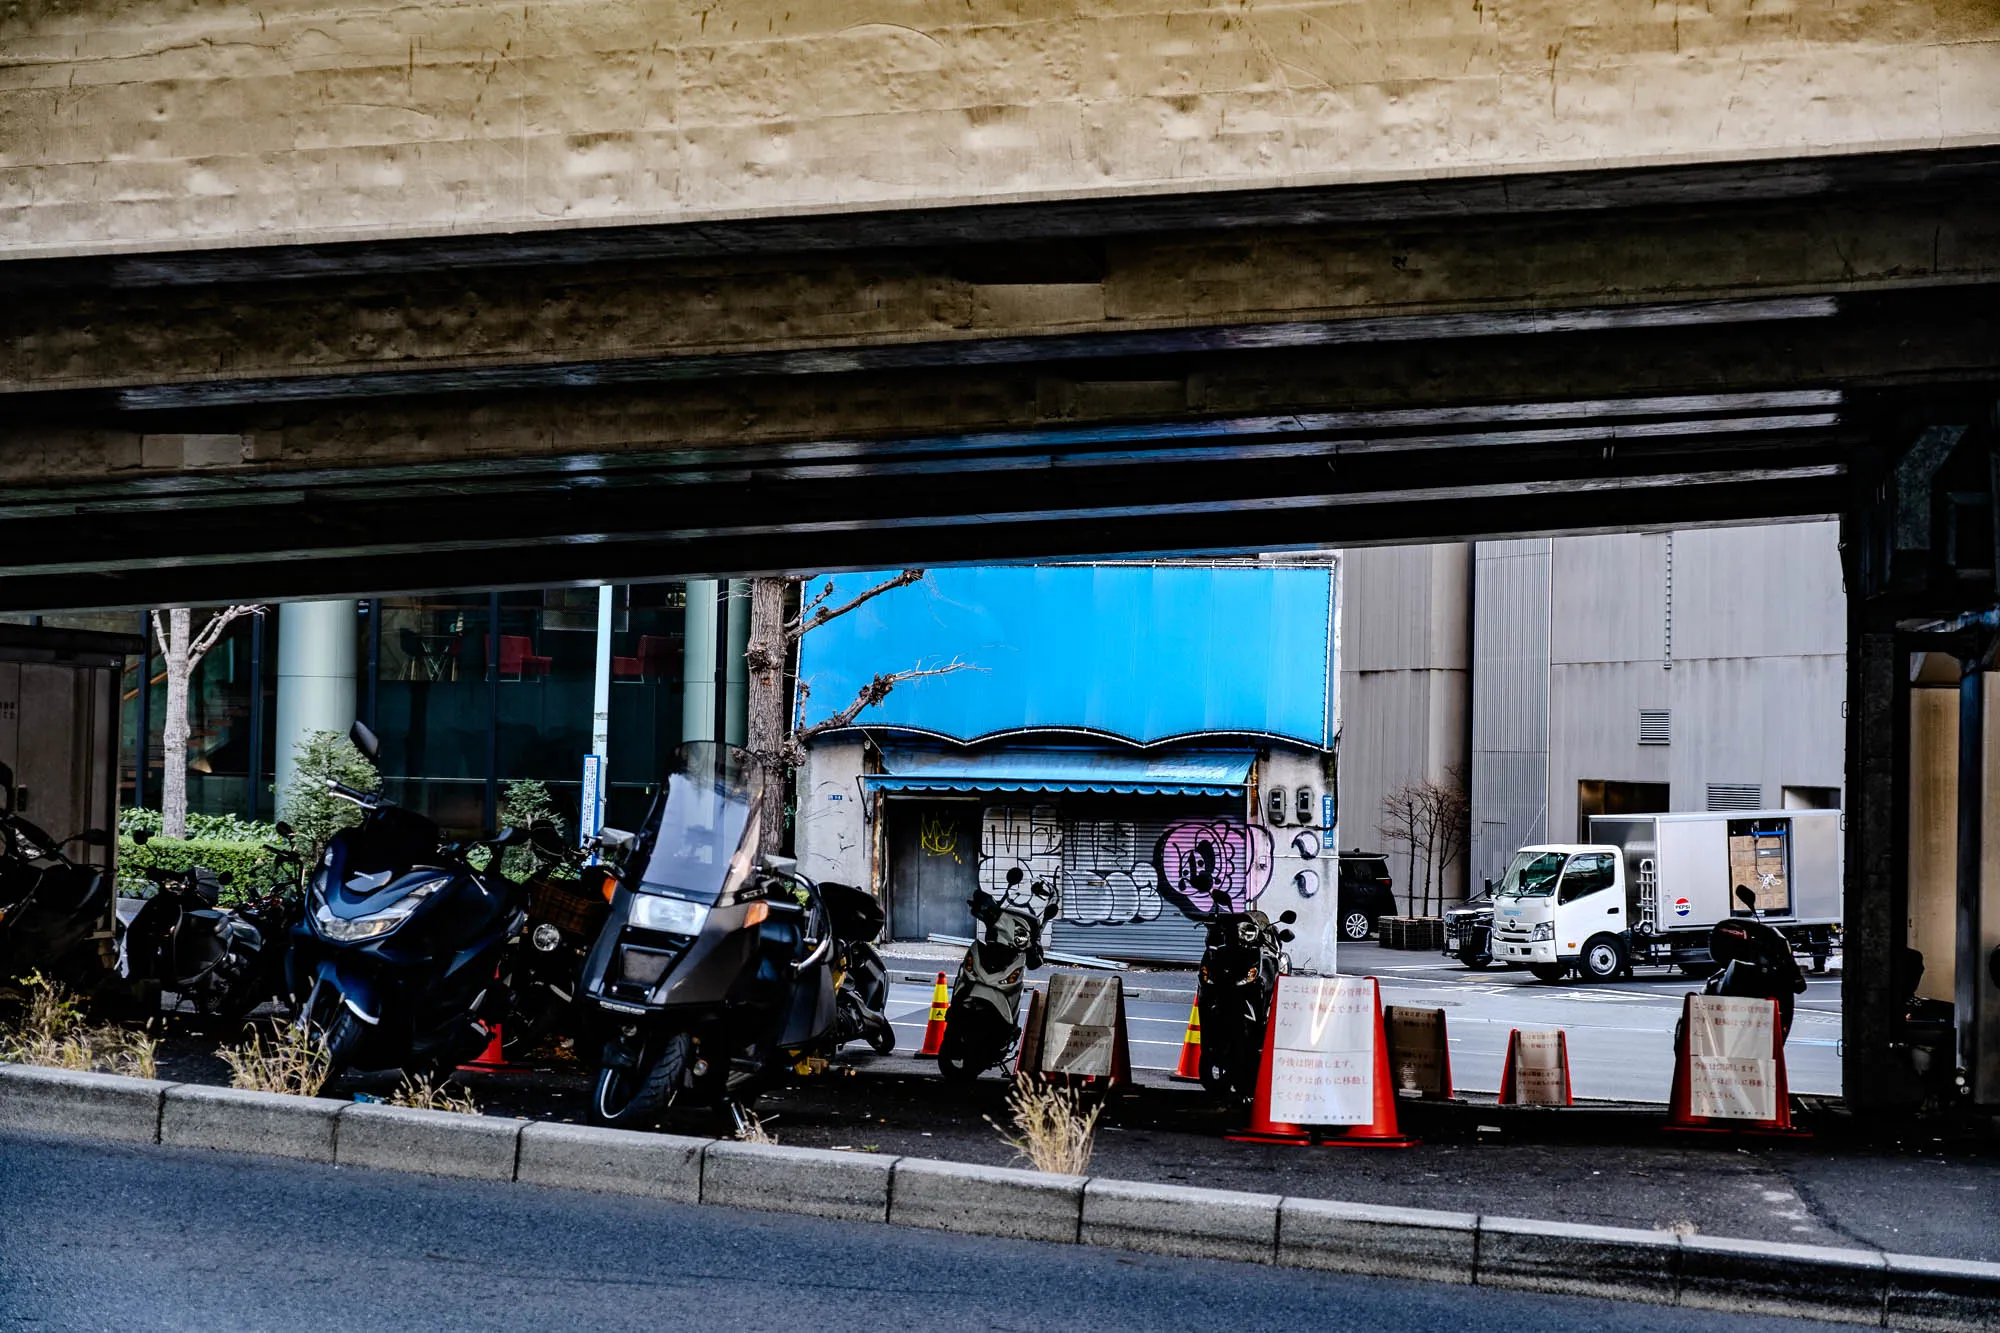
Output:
[
  {"xmin": 582, "ymin": 742, "xmax": 847, "ymax": 1128},
  {"xmin": 1673, "ymin": 884, "xmax": 1808, "ymax": 1060},
  {"xmin": 0, "ymin": 762, "xmax": 114, "ymax": 990},
  {"xmin": 288, "ymin": 722, "xmax": 527, "ymax": 1077},
  {"xmin": 937, "ymin": 869, "xmax": 1058, "ymax": 1083},
  {"xmin": 1194, "ymin": 905, "xmax": 1296, "ymax": 1100},
  {"xmin": 121, "ymin": 829, "xmax": 300, "ymax": 1021}
]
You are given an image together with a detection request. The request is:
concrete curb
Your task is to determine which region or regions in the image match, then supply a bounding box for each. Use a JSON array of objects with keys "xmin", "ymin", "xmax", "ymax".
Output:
[{"xmin": 3, "ymin": 1061, "xmax": 1997, "ymax": 1329}]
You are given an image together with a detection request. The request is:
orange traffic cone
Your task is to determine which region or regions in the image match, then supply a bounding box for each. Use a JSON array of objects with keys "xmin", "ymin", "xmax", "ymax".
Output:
[
  {"xmin": 1665, "ymin": 993, "xmax": 1805, "ymax": 1137},
  {"xmin": 1497, "ymin": 1028, "xmax": 1574, "ymax": 1105},
  {"xmin": 917, "ymin": 971, "xmax": 951, "ymax": 1058},
  {"xmin": 457, "ymin": 1019, "xmax": 521, "ymax": 1073},
  {"xmin": 1228, "ymin": 976, "xmax": 1417, "ymax": 1148},
  {"xmin": 1170, "ymin": 999, "xmax": 1203, "ymax": 1081}
]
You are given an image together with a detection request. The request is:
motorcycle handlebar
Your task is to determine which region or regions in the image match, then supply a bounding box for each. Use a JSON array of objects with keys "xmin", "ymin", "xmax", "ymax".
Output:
[{"xmin": 325, "ymin": 779, "xmax": 378, "ymax": 808}]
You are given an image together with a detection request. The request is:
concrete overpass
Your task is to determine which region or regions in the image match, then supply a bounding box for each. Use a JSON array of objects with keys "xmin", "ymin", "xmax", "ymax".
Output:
[{"xmin": 5, "ymin": 0, "xmax": 2000, "ymax": 1112}]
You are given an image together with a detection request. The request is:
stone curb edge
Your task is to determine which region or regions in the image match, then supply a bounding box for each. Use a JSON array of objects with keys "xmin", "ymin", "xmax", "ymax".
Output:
[{"xmin": 3, "ymin": 1063, "xmax": 1994, "ymax": 1331}]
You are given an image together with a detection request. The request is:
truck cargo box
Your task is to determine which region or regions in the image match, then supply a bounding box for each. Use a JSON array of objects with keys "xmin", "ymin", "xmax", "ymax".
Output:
[{"xmin": 1589, "ymin": 810, "xmax": 1841, "ymax": 931}]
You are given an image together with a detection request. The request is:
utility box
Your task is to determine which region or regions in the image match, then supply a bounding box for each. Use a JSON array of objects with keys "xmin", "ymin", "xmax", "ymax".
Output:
[{"xmin": 0, "ymin": 623, "xmax": 141, "ymax": 972}]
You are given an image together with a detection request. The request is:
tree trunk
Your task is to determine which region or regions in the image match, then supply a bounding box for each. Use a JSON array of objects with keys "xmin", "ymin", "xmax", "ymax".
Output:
[
  {"xmin": 160, "ymin": 608, "xmax": 193, "ymax": 839},
  {"xmin": 745, "ymin": 576, "xmax": 792, "ymax": 855}
]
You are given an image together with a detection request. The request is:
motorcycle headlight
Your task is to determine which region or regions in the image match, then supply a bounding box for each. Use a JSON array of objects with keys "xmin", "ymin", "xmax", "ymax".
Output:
[
  {"xmin": 313, "ymin": 875, "xmax": 449, "ymax": 943},
  {"xmin": 1531, "ymin": 921, "xmax": 1556, "ymax": 942},
  {"xmin": 1237, "ymin": 920, "xmax": 1260, "ymax": 944},
  {"xmin": 630, "ymin": 893, "xmax": 708, "ymax": 936}
]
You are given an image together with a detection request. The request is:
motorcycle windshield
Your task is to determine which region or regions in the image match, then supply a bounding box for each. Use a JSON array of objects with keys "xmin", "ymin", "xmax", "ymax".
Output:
[{"xmin": 632, "ymin": 742, "xmax": 764, "ymax": 906}]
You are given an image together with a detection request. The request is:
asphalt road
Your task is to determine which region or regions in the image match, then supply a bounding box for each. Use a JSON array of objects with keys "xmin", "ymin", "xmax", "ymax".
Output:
[
  {"xmin": 0, "ymin": 1132, "xmax": 1861, "ymax": 1333},
  {"xmin": 886, "ymin": 941, "xmax": 1841, "ymax": 1100}
]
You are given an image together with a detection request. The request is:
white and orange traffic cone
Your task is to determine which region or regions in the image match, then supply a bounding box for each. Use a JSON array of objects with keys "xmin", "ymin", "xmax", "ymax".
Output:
[
  {"xmin": 1170, "ymin": 999, "xmax": 1203, "ymax": 1082},
  {"xmin": 917, "ymin": 971, "xmax": 951, "ymax": 1057}
]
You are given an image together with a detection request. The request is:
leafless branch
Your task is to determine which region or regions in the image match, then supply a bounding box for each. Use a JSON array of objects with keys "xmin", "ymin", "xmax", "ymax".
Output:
[
  {"xmin": 150, "ymin": 610, "xmax": 168, "ymax": 659},
  {"xmin": 792, "ymin": 656, "xmax": 978, "ymax": 747},
  {"xmin": 188, "ymin": 605, "xmax": 263, "ymax": 664},
  {"xmin": 784, "ymin": 570, "xmax": 924, "ymax": 642}
]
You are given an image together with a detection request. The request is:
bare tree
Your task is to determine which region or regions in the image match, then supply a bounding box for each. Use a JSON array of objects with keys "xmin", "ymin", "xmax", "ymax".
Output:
[
  {"xmin": 1377, "ymin": 782, "xmax": 1422, "ymax": 916},
  {"xmin": 150, "ymin": 605, "xmax": 263, "ymax": 838},
  {"xmin": 1423, "ymin": 768, "xmax": 1472, "ymax": 911},
  {"xmin": 744, "ymin": 571, "xmax": 973, "ymax": 854}
]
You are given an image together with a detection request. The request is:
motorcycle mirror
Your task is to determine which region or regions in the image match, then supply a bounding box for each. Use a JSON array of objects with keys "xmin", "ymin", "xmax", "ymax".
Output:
[
  {"xmin": 275, "ymin": 821, "xmax": 295, "ymax": 839},
  {"xmin": 348, "ymin": 719, "xmax": 382, "ymax": 762},
  {"xmin": 1278, "ymin": 929, "xmax": 1296, "ymax": 942},
  {"xmin": 486, "ymin": 826, "xmax": 527, "ymax": 849},
  {"xmin": 1734, "ymin": 884, "xmax": 1756, "ymax": 910},
  {"xmin": 1278, "ymin": 910, "xmax": 1298, "ymax": 924},
  {"xmin": 760, "ymin": 852, "xmax": 799, "ymax": 878},
  {"xmin": 217, "ymin": 870, "xmax": 234, "ymax": 885},
  {"xmin": 595, "ymin": 827, "xmax": 637, "ymax": 861},
  {"xmin": 133, "ymin": 828, "xmax": 152, "ymax": 847}
]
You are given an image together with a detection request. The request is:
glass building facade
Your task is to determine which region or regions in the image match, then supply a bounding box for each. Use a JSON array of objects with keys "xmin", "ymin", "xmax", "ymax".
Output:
[{"xmin": 9, "ymin": 581, "xmax": 740, "ymax": 836}]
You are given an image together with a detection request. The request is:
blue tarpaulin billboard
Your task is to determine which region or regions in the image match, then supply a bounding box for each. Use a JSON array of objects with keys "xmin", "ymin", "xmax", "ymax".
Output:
[{"xmin": 795, "ymin": 564, "xmax": 1335, "ymax": 748}]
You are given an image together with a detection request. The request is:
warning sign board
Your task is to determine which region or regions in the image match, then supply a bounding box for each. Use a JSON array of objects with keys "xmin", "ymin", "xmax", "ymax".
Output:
[
  {"xmin": 1267, "ymin": 975, "xmax": 1378, "ymax": 1125},
  {"xmin": 1500, "ymin": 1028, "xmax": 1573, "ymax": 1106},
  {"xmin": 1685, "ymin": 993, "xmax": 1779, "ymax": 1121},
  {"xmin": 1385, "ymin": 1005, "xmax": 1452, "ymax": 1099},
  {"xmin": 1020, "ymin": 972, "xmax": 1131, "ymax": 1087}
]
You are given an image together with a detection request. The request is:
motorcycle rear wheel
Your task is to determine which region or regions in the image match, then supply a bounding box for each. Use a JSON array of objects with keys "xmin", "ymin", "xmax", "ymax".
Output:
[
  {"xmin": 867, "ymin": 1023, "xmax": 895, "ymax": 1056},
  {"xmin": 591, "ymin": 1031, "xmax": 691, "ymax": 1128}
]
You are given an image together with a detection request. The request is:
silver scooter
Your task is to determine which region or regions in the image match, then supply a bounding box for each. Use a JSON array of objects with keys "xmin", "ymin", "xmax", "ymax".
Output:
[{"xmin": 937, "ymin": 868, "xmax": 1057, "ymax": 1083}]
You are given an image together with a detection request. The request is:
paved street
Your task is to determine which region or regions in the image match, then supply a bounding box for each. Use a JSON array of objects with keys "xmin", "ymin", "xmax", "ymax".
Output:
[
  {"xmin": 884, "ymin": 941, "xmax": 1843, "ymax": 1100},
  {"xmin": 0, "ymin": 1132, "xmax": 1863, "ymax": 1333}
]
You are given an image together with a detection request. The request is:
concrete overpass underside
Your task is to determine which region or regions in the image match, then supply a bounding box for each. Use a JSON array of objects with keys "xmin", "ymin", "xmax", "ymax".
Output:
[{"xmin": 2, "ymin": 148, "xmax": 1997, "ymax": 608}]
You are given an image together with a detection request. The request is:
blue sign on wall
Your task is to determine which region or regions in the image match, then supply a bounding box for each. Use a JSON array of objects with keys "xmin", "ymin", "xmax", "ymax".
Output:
[{"xmin": 796, "ymin": 564, "xmax": 1335, "ymax": 748}]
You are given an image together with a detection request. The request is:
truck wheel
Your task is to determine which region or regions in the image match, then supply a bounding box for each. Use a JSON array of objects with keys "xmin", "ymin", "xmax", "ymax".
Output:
[
  {"xmin": 1528, "ymin": 963, "xmax": 1568, "ymax": 983},
  {"xmin": 1457, "ymin": 950, "xmax": 1493, "ymax": 971},
  {"xmin": 1579, "ymin": 935, "xmax": 1626, "ymax": 983},
  {"xmin": 1341, "ymin": 911, "xmax": 1372, "ymax": 942}
]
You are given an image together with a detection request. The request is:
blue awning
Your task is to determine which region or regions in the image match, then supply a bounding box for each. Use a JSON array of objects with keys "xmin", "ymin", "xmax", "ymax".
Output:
[{"xmin": 866, "ymin": 748, "xmax": 1255, "ymax": 798}]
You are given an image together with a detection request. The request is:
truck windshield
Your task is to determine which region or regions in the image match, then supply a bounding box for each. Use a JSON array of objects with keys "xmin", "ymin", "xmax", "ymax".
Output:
[{"xmin": 1497, "ymin": 850, "xmax": 1566, "ymax": 898}]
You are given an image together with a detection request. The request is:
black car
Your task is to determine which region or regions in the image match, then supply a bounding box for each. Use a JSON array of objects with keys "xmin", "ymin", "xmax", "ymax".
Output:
[
  {"xmin": 1442, "ymin": 891, "xmax": 1496, "ymax": 968},
  {"xmin": 1335, "ymin": 852, "xmax": 1398, "ymax": 942}
]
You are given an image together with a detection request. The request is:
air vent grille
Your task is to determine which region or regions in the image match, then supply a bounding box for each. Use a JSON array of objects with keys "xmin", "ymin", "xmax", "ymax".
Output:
[
  {"xmin": 1706, "ymin": 783, "xmax": 1763, "ymax": 812},
  {"xmin": 1638, "ymin": 709, "xmax": 1671, "ymax": 746}
]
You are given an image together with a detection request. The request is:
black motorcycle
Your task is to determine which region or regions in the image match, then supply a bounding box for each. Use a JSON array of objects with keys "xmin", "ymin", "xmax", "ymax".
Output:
[
  {"xmin": 0, "ymin": 761, "xmax": 114, "ymax": 990},
  {"xmin": 121, "ymin": 830, "xmax": 300, "ymax": 1021},
  {"xmin": 581, "ymin": 742, "xmax": 851, "ymax": 1128},
  {"xmin": 288, "ymin": 722, "xmax": 527, "ymax": 1078},
  {"xmin": 1194, "ymin": 905, "xmax": 1296, "ymax": 1100}
]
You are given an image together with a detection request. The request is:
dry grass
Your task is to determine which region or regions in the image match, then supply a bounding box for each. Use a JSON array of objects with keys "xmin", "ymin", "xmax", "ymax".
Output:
[
  {"xmin": 0, "ymin": 972, "xmax": 157, "ymax": 1079},
  {"xmin": 733, "ymin": 1107, "xmax": 778, "ymax": 1144},
  {"xmin": 384, "ymin": 1072, "xmax": 480, "ymax": 1114},
  {"xmin": 991, "ymin": 1076, "xmax": 1102, "ymax": 1175},
  {"xmin": 220, "ymin": 1027, "xmax": 331, "ymax": 1097}
]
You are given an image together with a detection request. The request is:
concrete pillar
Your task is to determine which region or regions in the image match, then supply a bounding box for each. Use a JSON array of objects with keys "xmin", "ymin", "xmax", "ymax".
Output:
[
  {"xmin": 682, "ymin": 580, "xmax": 718, "ymax": 743},
  {"xmin": 680, "ymin": 579, "xmax": 749, "ymax": 747},
  {"xmin": 275, "ymin": 600, "xmax": 357, "ymax": 809}
]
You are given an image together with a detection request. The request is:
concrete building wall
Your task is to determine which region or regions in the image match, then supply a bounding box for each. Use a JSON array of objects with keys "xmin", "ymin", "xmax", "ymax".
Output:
[
  {"xmin": 795, "ymin": 736, "xmax": 870, "ymax": 890},
  {"xmin": 1335, "ymin": 543, "xmax": 1472, "ymax": 911},
  {"xmin": 1544, "ymin": 523, "xmax": 1846, "ymax": 841},
  {"xmin": 1469, "ymin": 540, "xmax": 1551, "ymax": 890},
  {"xmin": 7, "ymin": 2, "xmax": 1997, "ymax": 257}
]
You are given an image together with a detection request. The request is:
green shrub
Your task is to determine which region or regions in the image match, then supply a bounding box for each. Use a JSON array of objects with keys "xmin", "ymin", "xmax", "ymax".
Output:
[
  {"xmin": 119, "ymin": 807, "xmax": 273, "ymax": 842},
  {"xmin": 501, "ymin": 778, "xmax": 572, "ymax": 881},
  {"xmin": 279, "ymin": 731, "xmax": 381, "ymax": 856},
  {"xmin": 116, "ymin": 834, "xmax": 292, "ymax": 906}
]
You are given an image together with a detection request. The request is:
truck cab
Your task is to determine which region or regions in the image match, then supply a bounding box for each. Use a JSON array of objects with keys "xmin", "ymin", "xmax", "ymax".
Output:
[{"xmin": 1489, "ymin": 844, "xmax": 1629, "ymax": 982}]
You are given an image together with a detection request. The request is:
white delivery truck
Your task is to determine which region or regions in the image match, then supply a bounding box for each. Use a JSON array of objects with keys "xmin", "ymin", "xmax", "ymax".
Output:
[{"xmin": 1489, "ymin": 810, "xmax": 1841, "ymax": 982}]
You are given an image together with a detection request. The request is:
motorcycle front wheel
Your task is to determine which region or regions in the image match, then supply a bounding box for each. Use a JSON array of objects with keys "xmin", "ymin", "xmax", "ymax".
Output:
[
  {"xmin": 935, "ymin": 1025, "xmax": 982, "ymax": 1083},
  {"xmin": 591, "ymin": 1031, "xmax": 691, "ymax": 1128}
]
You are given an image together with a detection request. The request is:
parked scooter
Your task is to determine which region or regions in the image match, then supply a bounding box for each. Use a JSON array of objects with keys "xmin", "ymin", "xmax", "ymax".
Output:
[
  {"xmin": 936, "ymin": 868, "xmax": 1058, "ymax": 1084},
  {"xmin": 120, "ymin": 826, "xmax": 302, "ymax": 1020},
  {"xmin": 581, "ymin": 742, "xmax": 852, "ymax": 1128},
  {"xmin": 822, "ymin": 881, "xmax": 895, "ymax": 1055},
  {"xmin": 0, "ymin": 762, "xmax": 113, "ymax": 989},
  {"xmin": 1194, "ymin": 905, "xmax": 1296, "ymax": 1100},
  {"xmin": 499, "ymin": 824, "xmax": 605, "ymax": 1063},
  {"xmin": 288, "ymin": 722, "xmax": 528, "ymax": 1077},
  {"xmin": 1674, "ymin": 884, "xmax": 1808, "ymax": 1059}
]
